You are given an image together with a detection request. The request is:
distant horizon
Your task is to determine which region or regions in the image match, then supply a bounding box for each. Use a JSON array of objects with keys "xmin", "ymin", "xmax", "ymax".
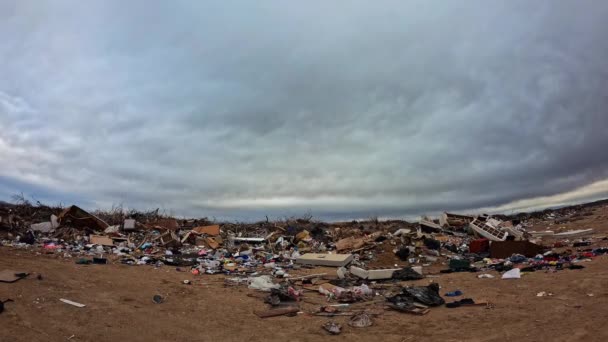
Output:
[{"xmin": 4, "ymin": 190, "xmax": 606, "ymax": 224}]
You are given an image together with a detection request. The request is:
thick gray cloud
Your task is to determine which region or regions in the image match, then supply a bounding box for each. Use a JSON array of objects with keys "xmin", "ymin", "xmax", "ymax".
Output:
[{"xmin": 1, "ymin": 1, "xmax": 608, "ymax": 220}]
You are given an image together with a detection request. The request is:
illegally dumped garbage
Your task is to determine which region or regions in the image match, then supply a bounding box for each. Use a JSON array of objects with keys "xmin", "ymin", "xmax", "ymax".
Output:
[
  {"xmin": 502, "ymin": 268, "xmax": 521, "ymax": 279},
  {"xmin": 348, "ymin": 313, "xmax": 373, "ymax": 328},
  {"xmin": 477, "ymin": 273, "xmax": 495, "ymax": 279},
  {"xmin": 1, "ymin": 199, "xmax": 606, "ymax": 331},
  {"xmin": 249, "ymin": 276, "xmax": 281, "ymax": 291},
  {"xmin": 323, "ymin": 321, "xmax": 342, "ymax": 335},
  {"xmin": 445, "ymin": 290, "xmax": 463, "ymax": 297},
  {"xmin": 318, "ymin": 283, "xmax": 373, "ymax": 303},
  {"xmin": 255, "ymin": 306, "xmax": 300, "ymax": 318},
  {"xmin": 58, "ymin": 205, "xmax": 109, "ymax": 232},
  {"xmin": 445, "ymin": 298, "xmax": 490, "ymax": 308},
  {"xmin": 152, "ymin": 295, "xmax": 164, "ymax": 304},
  {"xmin": 392, "ymin": 267, "xmax": 424, "ymax": 280},
  {"xmin": 401, "ymin": 283, "xmax": 445, "ymax": 307},
  {"xmin": 60, "ymin": 298, "xmax": 86, "ymax": 308}
]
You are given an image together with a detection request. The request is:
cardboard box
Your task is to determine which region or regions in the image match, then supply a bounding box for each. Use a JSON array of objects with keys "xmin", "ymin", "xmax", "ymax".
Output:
[{"xmin": 89, "ymin": 235, "xmax": 114, "ymax": 246}]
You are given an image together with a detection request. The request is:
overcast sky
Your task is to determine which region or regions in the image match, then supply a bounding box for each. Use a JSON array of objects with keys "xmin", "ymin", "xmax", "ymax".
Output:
[{"xmin": 1, "ymin": 1, "xmax": 608, "ymax": 221}]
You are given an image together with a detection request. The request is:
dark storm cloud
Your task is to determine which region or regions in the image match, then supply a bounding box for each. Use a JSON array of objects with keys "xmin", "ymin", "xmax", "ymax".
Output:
[{"xmin": 1, "ymin": 1, "xmax": 608, "ymax": 220}]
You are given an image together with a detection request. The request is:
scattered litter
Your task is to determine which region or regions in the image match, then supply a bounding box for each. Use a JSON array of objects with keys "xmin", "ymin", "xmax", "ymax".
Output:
[
  {"xmin": 0, "ymin": 199, "xmax": 605, "ymax": 330},
  {"xmin": 569, "ymin": 265, "xmax": 585, "ymax": 270},
  {"xmin": 254, "ymin": 306, "xmax": 299, "ymax": 318},
  {"xmin": 446, "ymin": 298, "xmax": 490, "ymax": 308},
  {"xmin": 323, "ymin": 321, "xmax": 342, "ymax": 335},
  {"xmin": 477, "ymin": 274, "xmax": 495, "ymax": 279},
  {"xmin": 392, "ymin": 267, "xmax": 424, "ymax": 280},
  {"xmin": 403, "ymin": 284, "xmax": 445, "ymax": 306},
  {"xmin": 92, "ymin": 257, "xmax": 107, "ymax": 265},
  {"xmin": 152, "ymin": 295, "xmax": 164, "ymax": 304},
  {"xmin": 502, "ymin": 268, "xmax": 521, "ymax": 279},
  {"xmin": 60, "ymin": 299, "xmax": 86, "ymax": 308},
  {"xmin": 348, "ymin": 312, "xmax": 373, "ymax": 328},
  {"xmin": 248, "ymin": 276, "xmax": 280, "ymax": 291},
  {"xmin": 445, "ymin": 290, "xmax": 463, "ymax": 297}
]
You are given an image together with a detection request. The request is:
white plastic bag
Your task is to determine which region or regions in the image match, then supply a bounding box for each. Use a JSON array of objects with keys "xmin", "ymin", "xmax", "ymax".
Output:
[
  {"xmin": 502, "ymin": 268, "xmax": 521, "ymax": 279},
  {"xmin": 248, "ymin": 275, "xmax": 280, "ymax": 291},
  {"xmin": 478, "ymin": 273, "xmax": 495, "ymax": 279}
]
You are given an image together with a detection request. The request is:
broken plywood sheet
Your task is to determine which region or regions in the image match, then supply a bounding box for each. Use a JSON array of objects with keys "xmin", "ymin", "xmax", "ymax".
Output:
[
  {"xmin": 89, "ymin": 235, "xmax": 114, "ymax": 246},
  {"xmin": 296, "ymin": 253, "xmax": 353, "ymax": 267},
  {"xmin": 254, "ymin": 306, "xmax": 299, "ymax": 318},
  {"xmin": 192, "ymin": 224, "xmax": 220, "ymax": 236},
  {"xmin": 335, "ymin": 237, "xmax": 366, "ymax": 251},
  {"xmin": 58, "ymin": 205, "xmax": 109, "ymax": 231},
  {"xmin": 205, "ymin": 237, "xmax": 220, "ymax": 249},
  {"xmin": 152, "ymin": 218, "xmax": 179, "ymax": 231}
]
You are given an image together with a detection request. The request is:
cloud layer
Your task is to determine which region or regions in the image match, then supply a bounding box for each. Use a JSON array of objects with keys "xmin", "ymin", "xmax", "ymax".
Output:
[{"xmin": 1, "ymin": 1, "xmax": 608, "ymax": 220}]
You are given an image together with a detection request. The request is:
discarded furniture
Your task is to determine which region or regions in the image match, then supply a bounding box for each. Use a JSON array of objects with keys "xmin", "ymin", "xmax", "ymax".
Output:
[
  {"xmin": 469, "ymin": 218, "xmax": 507, "ymax": 242},
  {"xmin": 490, "ymin": 240, "xmax": 544, "ymax": 258}
]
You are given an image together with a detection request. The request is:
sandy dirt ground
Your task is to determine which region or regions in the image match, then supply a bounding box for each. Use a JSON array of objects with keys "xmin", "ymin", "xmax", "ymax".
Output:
[{"xmin": 2, "ymin": 209, "xmax": 608, "ymax": 342}]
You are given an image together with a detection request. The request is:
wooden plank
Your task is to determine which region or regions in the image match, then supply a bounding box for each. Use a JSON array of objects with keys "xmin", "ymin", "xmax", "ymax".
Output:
[
  {"xmin": 60, "ymin": 298, "xmax": 86, "ymax": 308},
  {"xmin": 254, "ymin": 306, "xmax": 299, "ymax": 318}
]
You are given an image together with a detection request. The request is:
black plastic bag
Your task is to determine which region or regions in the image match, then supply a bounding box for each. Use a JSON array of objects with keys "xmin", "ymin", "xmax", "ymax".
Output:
[
  {"xmin": 392, "ymin": 267, "xmax": 424, "ymax": 280},
  {"xmin": 402, "ymin": 283, "xmax": 445, "ymax": 306},
  {"xmin": 395, "ymin": 247, "xmax": 410, "ymax": 261}
]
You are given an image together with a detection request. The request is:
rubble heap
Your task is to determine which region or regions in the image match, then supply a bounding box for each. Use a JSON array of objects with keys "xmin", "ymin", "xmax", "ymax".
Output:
[{"xmin": 1, "ymin": 200, "xmax": 607, "ymax": 334}]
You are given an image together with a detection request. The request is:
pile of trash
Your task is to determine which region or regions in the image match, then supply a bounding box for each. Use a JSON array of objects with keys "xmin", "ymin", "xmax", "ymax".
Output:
[{"xmin": 1, "ymin": 200, "xmax": 606, "ymax": 334}]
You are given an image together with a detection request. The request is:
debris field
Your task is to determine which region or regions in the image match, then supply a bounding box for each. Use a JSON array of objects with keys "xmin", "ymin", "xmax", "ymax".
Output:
[{"xmin": 1, "ymin": 199, "xmax": 608, "ymax": 341}]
